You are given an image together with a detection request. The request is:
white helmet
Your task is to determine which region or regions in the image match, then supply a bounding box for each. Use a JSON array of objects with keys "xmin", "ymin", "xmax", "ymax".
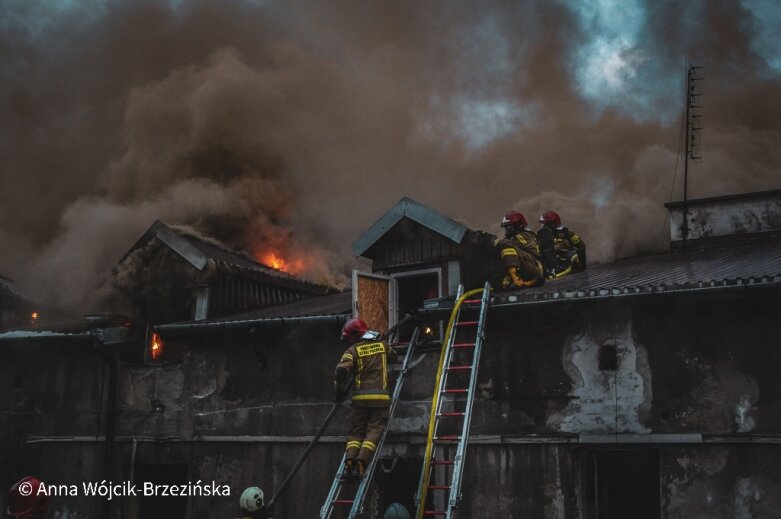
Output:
[
  {"xmin": 239, "ymin": 486, "xmax": 264, "ymax": 512},
  {"xmin": 384, "ymin": 502, "xmax": 411, "ymax": 519}
]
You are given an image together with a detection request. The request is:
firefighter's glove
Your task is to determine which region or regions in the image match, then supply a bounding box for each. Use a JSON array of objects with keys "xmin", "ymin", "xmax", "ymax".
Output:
[
  {"xmin": 508, "ymin": 267, "xmax": 525, "ymax": 287},
  {"xmin": 334, "ymin": 366, "xmax": 349, "ymax": 401}
]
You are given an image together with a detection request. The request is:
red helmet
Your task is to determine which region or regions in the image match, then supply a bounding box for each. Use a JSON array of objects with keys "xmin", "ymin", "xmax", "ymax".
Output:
[
  {"xmin": 342, "ymin": 318, "xmax": 369, "ymax": 341},
  {"xmin": 539, "ymin": 210, "xmax": 561, "ymax": 227},
  {"xmin": 7, "ymin": 476, "xmax": 48, "ymax": 517},
  {"xmin": 501, "ymin": 210, "xmax": 527, "ymax": 228}
]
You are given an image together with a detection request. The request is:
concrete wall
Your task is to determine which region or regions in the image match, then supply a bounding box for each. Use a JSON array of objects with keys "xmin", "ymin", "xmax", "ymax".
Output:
[
  {"xmin": 668, "ymin": 194, "xmax": 781, "ymax": 242},
  {"xmin": 3, "ymin": 289, "xmax": 781, "ymax": 517}
]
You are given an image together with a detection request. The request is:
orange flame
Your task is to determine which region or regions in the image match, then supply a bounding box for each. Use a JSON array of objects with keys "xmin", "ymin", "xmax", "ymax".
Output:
[
  {"xmin": 31, "ymin": 311, "xmax": 39, "ymax": 323},
  {"xmin": 259, "ymin": 251, "xmax": 305, "ymax": 275},
  {"xmin": 150, "ymin": 332, "xmax": 164, "ymax": 360}
]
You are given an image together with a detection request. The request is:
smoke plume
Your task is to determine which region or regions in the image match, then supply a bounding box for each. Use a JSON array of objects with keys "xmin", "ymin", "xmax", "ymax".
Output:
[{"xmin": 2, "ymin": 0, "xmax": 780, "ymax": 310}]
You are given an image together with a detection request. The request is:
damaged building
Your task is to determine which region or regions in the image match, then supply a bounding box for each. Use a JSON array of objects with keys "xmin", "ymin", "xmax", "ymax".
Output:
[{"xmin": 2, "ymin": 191, "xmax": 781, "ymax": 518}]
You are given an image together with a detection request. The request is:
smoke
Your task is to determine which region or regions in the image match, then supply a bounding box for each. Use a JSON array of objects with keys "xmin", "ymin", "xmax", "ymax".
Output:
[{"xmin": 2, "ymin": 0, "xmax": 780, "ymax": 310}]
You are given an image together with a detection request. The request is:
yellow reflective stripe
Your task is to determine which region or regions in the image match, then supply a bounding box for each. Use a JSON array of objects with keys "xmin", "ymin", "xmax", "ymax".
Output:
[
  {"xmin": 382, "ymin": 347, "xmax": 387, "ymax": 389},
  {"xmin": 361, "ymin": 440, "xmax": 377, "ymax": 452},
  {"xmin": 340, "ymin": 353, "xmax": 353, "ymax": 362},
  {"xmin": 356, "ymin": 343, "xmax": 384, "ymax": 357},
  {"xmin": 352, "ymin": 394, "xmax": 390, "ymax": 401},
  {"xmin": 501, "ymin": 249, "xmax": 518, "ymax": 257},
  {"xmin": 356, "ymin": 356, "xmax": 362, "ymax": 389},
  {"xmin": 346, "ymin": 441, "xmax": 362, "ymax": 449}
]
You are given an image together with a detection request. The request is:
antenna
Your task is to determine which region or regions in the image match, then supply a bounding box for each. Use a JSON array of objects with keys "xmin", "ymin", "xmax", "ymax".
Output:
[{"xmin": 682, "ymin": 63, "xmax": 703, "ymax": 248}]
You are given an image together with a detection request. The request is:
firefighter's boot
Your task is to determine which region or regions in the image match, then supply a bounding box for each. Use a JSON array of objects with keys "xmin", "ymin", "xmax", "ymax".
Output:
[
  {"xmin": 342, "ymin": 459, "xmax": 355, "ymax": 481},
  {"xmin": 352, "ymin": 460, "xmax": 365, "ymax": 480}
]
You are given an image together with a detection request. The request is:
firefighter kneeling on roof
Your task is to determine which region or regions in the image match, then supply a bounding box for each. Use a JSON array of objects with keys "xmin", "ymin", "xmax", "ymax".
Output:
[
  {"xmin": 537, "ymin": 210, "xmax": 587, "ymax": 279},
  {"xmin": 334, "ymin": 318, "xmax": 398, "ymax": 480},
  {"xmin": 495, "ymin": 210, "xmax": 545, "ymax": 289}
]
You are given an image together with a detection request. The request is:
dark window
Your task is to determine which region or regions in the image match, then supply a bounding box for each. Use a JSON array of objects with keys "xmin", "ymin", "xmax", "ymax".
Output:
[
  {"xmin": 599, "ymin": 343, "xmax": 618, "ymax": 371},
  {"xmin": 581, "ymin": 450, "xmax": 660, "ymax": 519}
]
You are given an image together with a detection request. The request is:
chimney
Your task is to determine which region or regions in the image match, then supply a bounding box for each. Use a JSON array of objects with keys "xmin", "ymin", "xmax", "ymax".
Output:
[{"xmin": 664, "ymin": 189, "xmax": 781, "ymax": 252}]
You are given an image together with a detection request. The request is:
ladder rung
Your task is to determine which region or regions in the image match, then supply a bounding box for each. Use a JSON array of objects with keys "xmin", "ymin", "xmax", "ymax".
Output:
[
  {"xmin": 442, "ymin": 388, "xmax": 468, "ymax": 393},
  {"xmin": 446, "ymin": 365, "xmax": 472, "ymax": 371},
  {"xmin": 432, "ymin": 460, "xmax": 455, "ymax": 465},
  {"xmin": 428, "ymin": 485, "xmax": 451, "ymax": 490},
  {"xmin": 434, "ymin": 435, "xmax": 461, "ymax": 442},
  {"xmin": 452, "ymin": 343, "xmax": 474, "ymax": 349},
  {"xmin": 437, "ymin": 412, "xmax": 465, "ymax": 417},
  {"xmin": 456, "ymin": 321, "xmax": 478, "ymax": 326},
  {"xmin": 423, "ymin": 511, "xmax": 447, "ymax": 516},
  {"xmin": 334, "ymin": 499, "xmax": 354, "ymax": 505}
]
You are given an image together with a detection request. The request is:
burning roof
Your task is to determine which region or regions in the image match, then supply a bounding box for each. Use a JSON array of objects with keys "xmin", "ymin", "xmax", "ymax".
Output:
[{"xmin": 115, "ymin": 221, "xmax": 334, "ymax": 322}]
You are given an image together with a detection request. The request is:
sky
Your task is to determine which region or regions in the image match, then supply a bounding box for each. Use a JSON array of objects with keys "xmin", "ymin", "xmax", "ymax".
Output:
[{"xmin": 1, "ymin": 0, "xmax": 780, "ymax": 310}]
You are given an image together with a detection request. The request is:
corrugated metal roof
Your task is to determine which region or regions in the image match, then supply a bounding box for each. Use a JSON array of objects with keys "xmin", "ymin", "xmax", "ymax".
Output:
[
  {"xmin": 194, "ymin": 291, "xmax": 352, "ymax": 322},
  {"xmin": 423, "ymin": 241, "xmax": 781, "ymax": 310},
  {"xmin": 352, "ymin": 197, "xmax": 469, "ymax": 257},
  {"xmin": 493, "ymin": 241, "xmax": 781, "ymax": 305}
]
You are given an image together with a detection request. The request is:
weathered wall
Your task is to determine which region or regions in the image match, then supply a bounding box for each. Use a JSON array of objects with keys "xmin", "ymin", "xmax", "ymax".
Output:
[
  {"xmin": 3, "ymin": 289, "xmax": 781, "ymax": 517},
  {"xmin": 668, "ymin": 193, "xmax": 781, "ymax": 242}
]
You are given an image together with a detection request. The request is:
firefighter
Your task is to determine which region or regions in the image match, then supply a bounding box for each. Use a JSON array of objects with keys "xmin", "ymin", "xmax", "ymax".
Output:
[
  {"xmin": 495, "ymin": 210, "xmax": 545, "ymax": 289},
  {"xmin": 7, "ymin": 476, "xmax": 49, "ymax": 518},
  {"xmin": 238, "ymin": 486, "xmax": 271, "ymax": 519},
  {"xmin": 537, "ymin": 210, "xmax": 586, "ymax": 278},
  {"xmin": 334, "ymin": 318, "xmax": 398, "ymax": 480}
]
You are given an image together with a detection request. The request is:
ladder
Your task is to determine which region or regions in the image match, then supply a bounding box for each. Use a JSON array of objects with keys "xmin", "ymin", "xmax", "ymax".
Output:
[
  {"xmin": 414, "ymin": 282, "xmax": 491, "ymax": 519},
  {"xmin": 320, "ymin": 327, "xmax": 420, "ymax": 519}
]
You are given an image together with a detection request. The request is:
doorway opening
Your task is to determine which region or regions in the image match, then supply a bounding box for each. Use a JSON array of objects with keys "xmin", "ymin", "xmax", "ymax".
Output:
[
  {"xmin": 391, "ymin": 269, "xmax": 441, "ymax": 342},
  {"xmin": 581, "ymin": 449, "xmax": 660, "ymax": 519},
  {"xmin": 376, "ymin": 456, "xmax": 421, "ymax": 517}
]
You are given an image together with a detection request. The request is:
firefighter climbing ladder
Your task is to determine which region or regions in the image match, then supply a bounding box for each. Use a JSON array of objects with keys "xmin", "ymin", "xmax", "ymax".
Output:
[
  {"xmin": 320, "ymin": 327, "xmax": 420, "ymax": 519},
  {"xmin": 414, "ymin": 282, "xmax": 491, "ymax": 519}
]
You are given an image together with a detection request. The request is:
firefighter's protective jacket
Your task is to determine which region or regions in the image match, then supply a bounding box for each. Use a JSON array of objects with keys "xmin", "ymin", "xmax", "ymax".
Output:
[
  {"xmin": 538, "ymin": 225, "xmax": 587, "ymax": 272},
  {"xmin": 336, "ymin": 339, "xmax": 398, "ymax": 407},
  {"xmin": 495, "ymin": 230, "xmax": 545, "ymax": 286}
]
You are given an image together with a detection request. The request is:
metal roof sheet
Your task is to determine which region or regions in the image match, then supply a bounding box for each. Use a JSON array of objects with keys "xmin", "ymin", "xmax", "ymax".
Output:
[
  {"xmin": 492, "ymin": 241, "xmax": 781, "ymax": 306},
  {"xmin": 191, "ymin": 291, "xmax": 352, "ymax": 323},
  {"xmin": 422, "ymin": 241, "xmax": 781, "ymax": 311},
  {"xmin": 352, "ymin": 197, "xmax": 469, "ymax": 257}
]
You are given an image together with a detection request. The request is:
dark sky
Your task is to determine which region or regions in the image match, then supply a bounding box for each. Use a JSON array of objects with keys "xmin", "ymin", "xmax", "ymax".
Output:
[{"xmin": 2, "ymin": 0, "xmax": 780, "ymax": 309}]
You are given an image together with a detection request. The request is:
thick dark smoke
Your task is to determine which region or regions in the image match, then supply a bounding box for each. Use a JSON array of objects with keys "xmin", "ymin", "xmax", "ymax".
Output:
[{"xmin": 2, "ymin": 0, "xmax": 780, "ymax": 310}]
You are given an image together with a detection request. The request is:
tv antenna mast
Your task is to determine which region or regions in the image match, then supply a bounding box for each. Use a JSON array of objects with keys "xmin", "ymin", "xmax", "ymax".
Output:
[{"xmin": 682, "ymin": 63, "xmax": 703, "ymax": 248}]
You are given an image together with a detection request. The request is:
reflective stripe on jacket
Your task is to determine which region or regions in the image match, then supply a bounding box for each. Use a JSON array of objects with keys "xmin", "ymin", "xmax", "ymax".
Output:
[{"xmin": 337, "ymin": 340, "xmax": 398, "ymax": 407}]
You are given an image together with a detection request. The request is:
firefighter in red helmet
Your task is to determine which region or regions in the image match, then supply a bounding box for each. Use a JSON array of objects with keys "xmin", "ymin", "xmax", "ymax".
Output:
[
  {"xmin": 7, "ymin": 476, "xmax": 49, "ymax": 518},
  {"xmin": 495, "ymin": 210, "xmax": 545, "ymax": 289},
  {"xmin": 537, "ymin": 210, "xmax": 586, "ymax": 278},
  {"xmin": 334, "ymin": 318, "xmax": 398, "ymax": 480}
]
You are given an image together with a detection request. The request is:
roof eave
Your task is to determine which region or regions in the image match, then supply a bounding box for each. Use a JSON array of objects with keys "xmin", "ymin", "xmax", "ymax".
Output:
[{"xmin": 352, "ymin": 197, "xmax": 469, "ymax": 257}]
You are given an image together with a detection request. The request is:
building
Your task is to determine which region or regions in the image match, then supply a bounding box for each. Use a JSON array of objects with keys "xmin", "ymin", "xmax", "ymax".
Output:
[{"xmin": 1, "ymin": 192, "xmax": 780, "ymax": 518}]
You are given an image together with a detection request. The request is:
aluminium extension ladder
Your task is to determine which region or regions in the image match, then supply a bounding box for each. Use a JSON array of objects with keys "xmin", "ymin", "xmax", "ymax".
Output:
[
  {"xmin": 320, "ymin": 327, "xmax": 420, "ymax": 519},
  {"xmin": 414, "ymin": 282, "xmax": 491, "ymax": 518}
]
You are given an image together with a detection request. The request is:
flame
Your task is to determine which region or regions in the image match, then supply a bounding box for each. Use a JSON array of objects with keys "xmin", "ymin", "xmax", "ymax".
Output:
[
  {"xmin": 31, "ymin": 311, "xmax": 39, "ymax": 324},
  {"xmin": 150, "ymin": 332, "xmax": 164, "ymax": 360},
  {"xmin": 259, "ymin": 251, "xmax": 305, "ymax": 275}
]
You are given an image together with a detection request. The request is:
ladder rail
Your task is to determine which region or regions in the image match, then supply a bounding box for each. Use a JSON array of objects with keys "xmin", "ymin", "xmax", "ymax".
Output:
[
  {"xmin": 319, "ymin": 451, "xmax": 346, "ymax": 518},
  {"xmin": 414, "ymin": 285, "xmax": 465, "ymax": 510},
  {"xmin": 348, "ymin": 328, "xmax": 420, "ymax": 518},
  {"xmin": 416, "ymin": 285, "xmax": 491, "ymax": 519},
  {"xmin": 448, "ymin": 281, "xmax": 491, "ymax": 512}
]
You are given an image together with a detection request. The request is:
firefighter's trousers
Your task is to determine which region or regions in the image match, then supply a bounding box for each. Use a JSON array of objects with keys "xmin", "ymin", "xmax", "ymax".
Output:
[{"xmin": 345, "ymin": 406, "xmax": 389, "ymax": 465}]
